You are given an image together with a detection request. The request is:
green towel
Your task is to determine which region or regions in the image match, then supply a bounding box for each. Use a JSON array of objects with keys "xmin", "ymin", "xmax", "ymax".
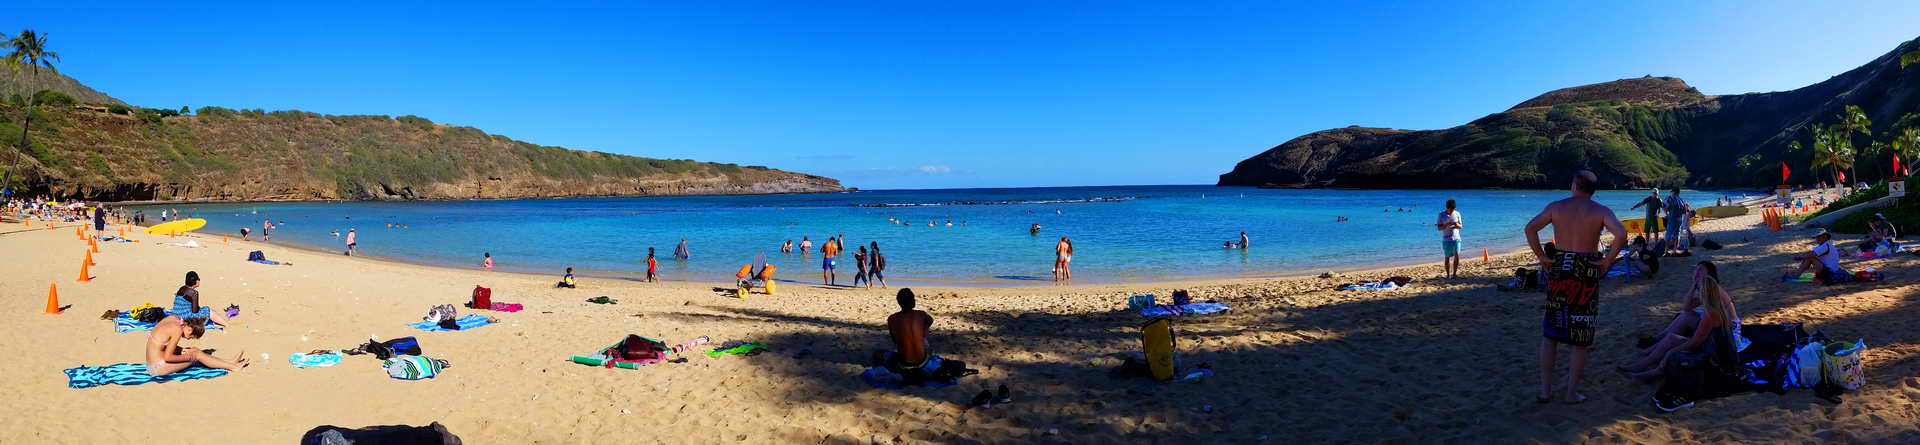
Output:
[
  {"xmin": 586, "ymin": 296, "xmax": 617, "ymax": 304},
  {"xmin": 706, "ymin": 342, "xmax": 769, "ymax": 358}
]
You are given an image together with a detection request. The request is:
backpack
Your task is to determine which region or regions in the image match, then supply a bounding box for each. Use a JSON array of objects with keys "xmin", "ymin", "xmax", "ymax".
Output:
[
  {"xmin": 1656, "ymin": 351, "xmax": 1711, "ymax": 401},
  {"xmin": 301, "ymin": 422, "xmax": 463, "ymax": 445},
  {"xmin": 1171, "ymin": 290, "xmax": 1192, "ymax": 306},
  {"xmin": 875, "ymin": 253, "xmax": 887, "ymax": 271},
  {"xmin": 364, "ymin": 336, "xmax": 423, "ymax": 360},
  {"xmin": 247, "ymin": 250, "xmax": 265, "ymax": 262},
  {"xmin": 468, "ymin": 286, "xmax": 492, "ymax": 309}
]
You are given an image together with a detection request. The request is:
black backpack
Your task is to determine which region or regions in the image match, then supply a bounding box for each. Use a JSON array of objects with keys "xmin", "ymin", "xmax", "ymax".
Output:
[
  {"xmin": 134, "ymin": 307, "xmax": 167, "ymax": 323},
  {"xmin": 362, "ymin": 336, "xmax": 423, "ymax": 360}
]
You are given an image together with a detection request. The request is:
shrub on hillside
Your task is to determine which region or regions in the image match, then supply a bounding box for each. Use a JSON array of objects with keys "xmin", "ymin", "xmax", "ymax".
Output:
[
  {"xmin": 196, "ymin": 106, "xmax": 237, "ymax": 118},
  {"xmin": 31, "ymin": 90, "xmax": 75, "ymax": 108},
  {"xmin": 107, "ymin": 104, "xmax": 134, "ymax": 115}
]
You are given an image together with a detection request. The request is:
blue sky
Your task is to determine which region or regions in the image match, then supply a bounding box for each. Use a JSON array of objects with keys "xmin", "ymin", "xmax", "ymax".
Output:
[{"xmin": 7, "ymin": 1, "xmax": 1918, "ymax": 189}]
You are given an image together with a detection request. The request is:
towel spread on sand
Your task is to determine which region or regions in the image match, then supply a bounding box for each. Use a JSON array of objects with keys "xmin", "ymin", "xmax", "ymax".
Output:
[
  {"xmin": 113, "ymin": 315, "xmax": 225, "ymax": 334},
  {"xmin": 406, "ymin": 314, "xmax": 495, "ymax": 331},
  {"xmin": 1338, "ymin": 282, "xmax": 1399, "ymax": 291},
  {"xmin": 859, "ymin": 356, "xmax": 956, "ymax": 389},
  {"xmin": 705, "ymin": 342, "xmax": 770, "ymax": 358},
  {"xmin": 64, "ymin": 363, "xmax": 229, "ymax": 389},
  {"xmin": 1139, "ymin": 302, "xmax": 1231, "ymax": 318},
  {"xmin": 288, "ymin": 352, "xmax": 343, "ymax": 368},
  {"xmin": 487, "ymin": 302, "xmax": 524, "ymax": 312}
]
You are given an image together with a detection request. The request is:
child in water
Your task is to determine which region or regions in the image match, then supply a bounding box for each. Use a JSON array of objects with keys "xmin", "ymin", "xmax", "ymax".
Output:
[
  {"xmin": 483, "ymin": 252, "xmax": 493, "ymax": 271},
  {"xmin": 645, "ymin": 248, "xmax": 659, "ymax": 283}
]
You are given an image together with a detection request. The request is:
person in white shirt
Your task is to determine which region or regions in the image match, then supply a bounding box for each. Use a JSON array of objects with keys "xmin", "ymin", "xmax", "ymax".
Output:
[
  {"xmin": 1790, "ymin": 229, "xmax": 1846, "ymax": 282},
  {"xmin": 1436, "ymin": 199, "xmax": 1464, "ymax": 278}
]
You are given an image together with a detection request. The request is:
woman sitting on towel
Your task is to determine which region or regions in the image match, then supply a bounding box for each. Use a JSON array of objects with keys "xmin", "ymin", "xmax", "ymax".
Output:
[
  {"xmin": 1617, "ymin": 262, "xmax": 1746, "ymax": 380},
  {"xmin": 170, "ymin": 271, "xmax": 232, "ymax": 326},
  {"xmin": 146, "ymin": 315, "xmax": 248, "ymax": 376}
]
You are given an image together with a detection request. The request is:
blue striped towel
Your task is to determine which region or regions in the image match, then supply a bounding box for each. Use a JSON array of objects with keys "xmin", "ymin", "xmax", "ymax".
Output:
[
  {"xmin": 114, "ymin": 315, "xmax": 225, "ymax": 334},
  {"xmin": 406, "ymin": 314, "xmax": 495, "ymax": 332},
  {"xmin": 64, "ymin": 363, "xmax": 229, "ymax": 389},
  {"xmin": 1139, "ymin": 302, "xmax": 1231, "ymax": 318}
]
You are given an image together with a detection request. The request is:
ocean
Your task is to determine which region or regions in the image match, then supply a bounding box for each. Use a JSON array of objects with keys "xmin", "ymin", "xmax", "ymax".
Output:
[{"xmin": 129, "ymin": 186, "xmax": 1756, "ymax": 285}]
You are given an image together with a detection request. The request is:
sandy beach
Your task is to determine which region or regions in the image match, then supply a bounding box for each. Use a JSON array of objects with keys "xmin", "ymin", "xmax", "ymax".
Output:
[{"xmin": 2, "ymin": 206, "xmax": 1917, "ymax": 444}]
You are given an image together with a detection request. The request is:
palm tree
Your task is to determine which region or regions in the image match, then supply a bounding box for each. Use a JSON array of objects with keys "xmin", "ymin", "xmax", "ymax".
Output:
[
  {"xmin": 1809, "ymin": 124, "xmax": 1855, "ymax": 187},
  {"xmin": 1831, "ymin": 105, "xmax": 1872, "ymax": 182},
  {"xmin": 3, "ymin": 29, "xmax": 59, "ymax": 195}
]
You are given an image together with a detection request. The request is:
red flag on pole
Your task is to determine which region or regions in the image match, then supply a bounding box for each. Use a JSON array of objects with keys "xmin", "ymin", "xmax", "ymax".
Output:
[
  {"xmin": 1895, "ymin": 153, "xmax": 1905, "ymax": 177},
  {"xmin": 1838, "ymin": 170, "xmax": 1846, "ymax": 185},
  {"xmin": 1781, "ymin": 162, "xmax": 1791, "ymax": 183}
]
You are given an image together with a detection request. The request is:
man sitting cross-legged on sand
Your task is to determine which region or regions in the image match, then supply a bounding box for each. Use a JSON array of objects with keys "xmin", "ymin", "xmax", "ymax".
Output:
[
  {"xmin": 146, "ymin": 316, "xmax": 249, "ymax": 376},
  {"xmin": 1789, "ymin": 229, "xmax": 1848, "ymax": 282}
]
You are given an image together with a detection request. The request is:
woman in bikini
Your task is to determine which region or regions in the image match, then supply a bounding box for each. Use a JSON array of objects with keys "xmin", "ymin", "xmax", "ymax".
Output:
[{"xmin": 146, "ymin": 316, "xmax": 249, "ymax": 376}]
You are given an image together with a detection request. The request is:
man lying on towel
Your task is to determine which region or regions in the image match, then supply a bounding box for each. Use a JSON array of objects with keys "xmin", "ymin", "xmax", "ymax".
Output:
[
  {"xmin": 874, "ymin": 288, "xmax": 975, "ymax": 383},
  {"xmin": 146, "ymin": 316, "xmax": 249, "ymax": 377}
]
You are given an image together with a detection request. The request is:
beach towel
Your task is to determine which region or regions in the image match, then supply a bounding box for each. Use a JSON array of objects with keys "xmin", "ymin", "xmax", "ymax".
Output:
[
  {"xmin": 860, "ymin": 355, "xmax": 958, "ymax": 389},
  {"xmin": 1139, "ymin": 302, "xmax": 1231, "ymax": 318},
  {"xmin": 1338, "ymin": 281, "xmax": 1399, "ymax": 291},
  {"xmin": 288, "ymin": 352, "xmax": 343, "ymax": 368},
  {"xmin": 64, "ymin": 363, "xmax": 229, "ymax": 389},
  {"xmin": 571, "ymin": 335, "xmax": 672, "ymax": 369},
  {"xmin": 113, "ymin": 314, "xmax": 225, "ymax": 334},
  {"xmin": 383, "ymin": 356, "xmax": 449, "ymax": 380},
  {"xmin": 406, "ymin": 314, "xmax": 494, "ymax": 332},
  {"xmin": 485, "ymin": 302, "xmax": 523, "ymax": 313},
  {"xmin": 706, "ymin": 342, "xmax": 770, "ymax": 358}
]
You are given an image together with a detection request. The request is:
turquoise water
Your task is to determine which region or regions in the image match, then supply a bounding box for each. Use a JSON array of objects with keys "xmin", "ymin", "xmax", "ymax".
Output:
[{"xmin": 131, "ymin": 186, "xmax": 1756, "ymax": 285}]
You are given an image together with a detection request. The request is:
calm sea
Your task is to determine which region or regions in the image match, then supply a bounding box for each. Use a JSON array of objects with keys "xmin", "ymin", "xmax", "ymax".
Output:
[{"xmin": 130, "ymin": 186, "xmax": 1756, "ymax": 285}]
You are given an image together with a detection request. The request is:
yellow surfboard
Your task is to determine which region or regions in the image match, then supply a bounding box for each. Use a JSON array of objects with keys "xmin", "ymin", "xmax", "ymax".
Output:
[
  {"xmin": 1141, "ymin": 317, "xmax": 1177, "ymax": 382},
  {"xmin": 1696, "ymin": 206, "xmax": 1749, "ymax": 218},
  {"xmin": 144, "ymin": 218, "xmax": 207, "ymax": 235}
]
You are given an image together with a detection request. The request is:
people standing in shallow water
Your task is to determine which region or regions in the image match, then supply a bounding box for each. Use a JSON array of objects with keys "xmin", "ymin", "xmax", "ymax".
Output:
[
  {"xmin": 1030, "ymin": 223, "xmax": 1041, "ymax": 235},
  {"xmin": 799, "ymin": 237, "xmax": 812, "ymax": 256},
  {"xmin": 1239, "ymin": 231, "xmax": 1250, "ymax": 249},
  {"xmin": 1054, "ymin": 236, "xmax": 1074, "ymax": 284},
  {"xmin": 1436, "ymin": 199, "xmax": 1464, "ymax": 279},
  {"xmin": 645, "ymin": 248, "xmax": 659, "ymax": 283},
  {"xmin": 822, "ymin": 236, "xmax": 841, "ymax": 286},
  {"xmin": 869, "ymin": 242, "xmax": 887, "ymax": 289},
  {"xmin": 853, "ymin": 246, "xmax": 870, "ymax": 288},
  {"xmin": 674, "ymin": 238, "xmax": 691, "ymax": 260},
  {"xmin": 1522, "ymin": 170, "xmax": 1627, "ymax": 405}
]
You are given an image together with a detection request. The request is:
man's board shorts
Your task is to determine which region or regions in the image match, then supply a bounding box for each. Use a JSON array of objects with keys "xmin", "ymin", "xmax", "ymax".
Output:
[
  {"xmin": 1642, "ymin": 213, "xmax": 1658, "ymax": 235},
  {"xmin": 1543, "ymin": 251, "xmax": 1604, "ymax": 347},
  {"xmin": 1441, "ymin": 239, "xmax": 1461, "ymax": 257},
  {"xmin": 823, "ymin": 257, "xmax": 836, "ymax": 270},
  {"xmin": 1664, "ymin": 216, "xmax": 1682, "ymax": 241}
]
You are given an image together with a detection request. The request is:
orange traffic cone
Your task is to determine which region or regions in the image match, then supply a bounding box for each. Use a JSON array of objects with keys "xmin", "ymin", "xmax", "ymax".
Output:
[
  {"xmin": 77, "ymin": 255, "xmax": 92, "ymax": 282},
  {"xmin": 223, "ymin": 235, "xmax": 229, "ymax": 244},
  {"xmin": 45, "ymin": 283, "xmax": 62, "ymax": 314},
  {"xmin": 1482, "ymin": 248, "xmax": 1490, "ymax": 263},
  {"xmin": 90, "ymin": 238, "xmax": 100, "ymax": 254},
  {"xmin": 85, "ymin": 249, "xmax": 96, "ymax": 266},
  {"xmin": 75, "ymin": 225, "xmax": 84, "ymax": 240}
]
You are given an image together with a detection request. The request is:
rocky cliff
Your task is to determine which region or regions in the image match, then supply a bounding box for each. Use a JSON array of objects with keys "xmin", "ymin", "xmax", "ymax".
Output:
[
  {"xmin": 1220, "ymin": 36, "xmax": 1920, "ymax": 189},
  {"xmin": 1, "ymin": 95, "xmax": 843, "ymax": 201}
]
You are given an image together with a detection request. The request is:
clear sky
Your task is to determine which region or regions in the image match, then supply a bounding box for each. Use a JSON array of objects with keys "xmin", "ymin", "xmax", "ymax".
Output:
[{"xmin": 7, "ymin": 1, "xmax": 1918, "ymax": 189}]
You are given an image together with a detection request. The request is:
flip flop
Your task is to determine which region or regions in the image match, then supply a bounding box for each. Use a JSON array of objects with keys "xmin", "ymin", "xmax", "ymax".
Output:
[{"xmin": 1563, "ymin": 393, "xmax": 1588, "ymax": 405}]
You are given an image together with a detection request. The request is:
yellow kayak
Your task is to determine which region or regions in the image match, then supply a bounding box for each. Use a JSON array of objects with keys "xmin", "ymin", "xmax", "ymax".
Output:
[
  {"xmin": 1696, "ymin": 206, "xmax": 1749, "ymax": 218},
  {"xmin": 145, "ymin": 218, "xmax": 207, "ymax": 235},
  {"xmin": 1622, "ymin": 216, "xmax": 1700, "ymax": 234}
]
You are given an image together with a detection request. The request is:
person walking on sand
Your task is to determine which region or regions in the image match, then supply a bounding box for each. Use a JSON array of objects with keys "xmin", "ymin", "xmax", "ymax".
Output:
[
  {"xmin": 869, "ymin": 241, "xmax": 888, "ymax": 289},
  {"xmin": 1054, "ymin": 236, "xmax": 1074, "ymax": 284},
  {"xmin": 853, "ymin": 246, "xmax": 871, "ymax": 288},
  {"xmin": 646, "ymin": 248, "xmax": 659, "ymax": 282},
  {"xmin": 344, "ymin": 229, "xmax": 358, "ymax": 256},
  {"xmin": 1523, "ymin": 170, "xmax": 1627, "ymax": 405},
  {"xmin": 1437, "ymin": 200, "xmax": 1464, "ymax": 279},
  {"xmin": 483, "ymin": 252, "xmax": 493, "ymax": 271},
  {"xmin": 822, "ymin": 236, "xmax": 842, "ymax": 286},
  {"xmin": 674, "ymin": 238, "xmax": 690, "ymax": 261}
]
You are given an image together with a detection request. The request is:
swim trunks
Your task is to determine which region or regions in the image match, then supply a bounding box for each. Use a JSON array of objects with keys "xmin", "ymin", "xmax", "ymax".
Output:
[
  {"xmin": 1441, "ymin": 239, "xmax": 1461, "ymax": 257},
  {"xmin": 1543, "ymin": 251, "xmax": 1603, "ymax": 347},
  {"xmin": 823, "ymin": 257, "xmax": 836, "ymax": 270}
]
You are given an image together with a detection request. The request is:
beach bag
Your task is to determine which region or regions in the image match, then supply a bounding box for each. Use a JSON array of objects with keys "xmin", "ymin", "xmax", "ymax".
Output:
[
  {"xmin": 383, "ymin": 355, "xmax": 449, "ymax": 380},
  {"xmin": 424, "ymin": 304, "xmax": 457, "ymax": 323},
  {"xmin": 365, "ymin": 336, "xmax": 423, "ymax": 360},
  {"xmin": 247, "ymin": 250, "xmax": 265, "ymax": 262},
  {"xmin": 134, "ymin": 307, "xmax": 167, "ymax": 323},
  {"xmin": 1657, "ymin": 351, "xmax": 1711, "ymax": 401},
  {"xmin": 1822, "ymin": 340, "xmax": 1867, "ymax": 391},
  {"xmin": 1791, "ymin": 342, "xmax": 1825, "ymax": 388},
  {"xmin": 1141, "ymin": 317, "xmax": 1178, "ymax": 382},
  {"xmin": 1171, "ymin": 290, "xmax": 1192, "ymax": 306},
  {"xmin": 1127, "ymin": 294, "xmax": 1154, "ymax": 311},
  {"xmin": 300, "ymin": 422, "xmax": 463, "ymax": 445},
  {"xmin": 468, "ymin": 286, "xmax": 492, "ymax": 310}
]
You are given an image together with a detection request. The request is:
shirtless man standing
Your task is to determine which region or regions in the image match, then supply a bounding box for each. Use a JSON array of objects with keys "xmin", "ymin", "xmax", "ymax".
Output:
[
  {"xmin": 146, "ymin": 316, "xmax": 249, "ymax": 376},
  {"xmin": 822, "ymin": 236, "xmax": 842, "ymax": 286},
  {"xmin": 1523, "ymin": 170, "xmax": 1626, "ymax": 404},
  {"xmin": 886, "ymin": 288, "xmax": 933, "ymax": 370},
  {"xmin": 1054, "ymin": 236, "xmax": 1074, "ymax": 284}
]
